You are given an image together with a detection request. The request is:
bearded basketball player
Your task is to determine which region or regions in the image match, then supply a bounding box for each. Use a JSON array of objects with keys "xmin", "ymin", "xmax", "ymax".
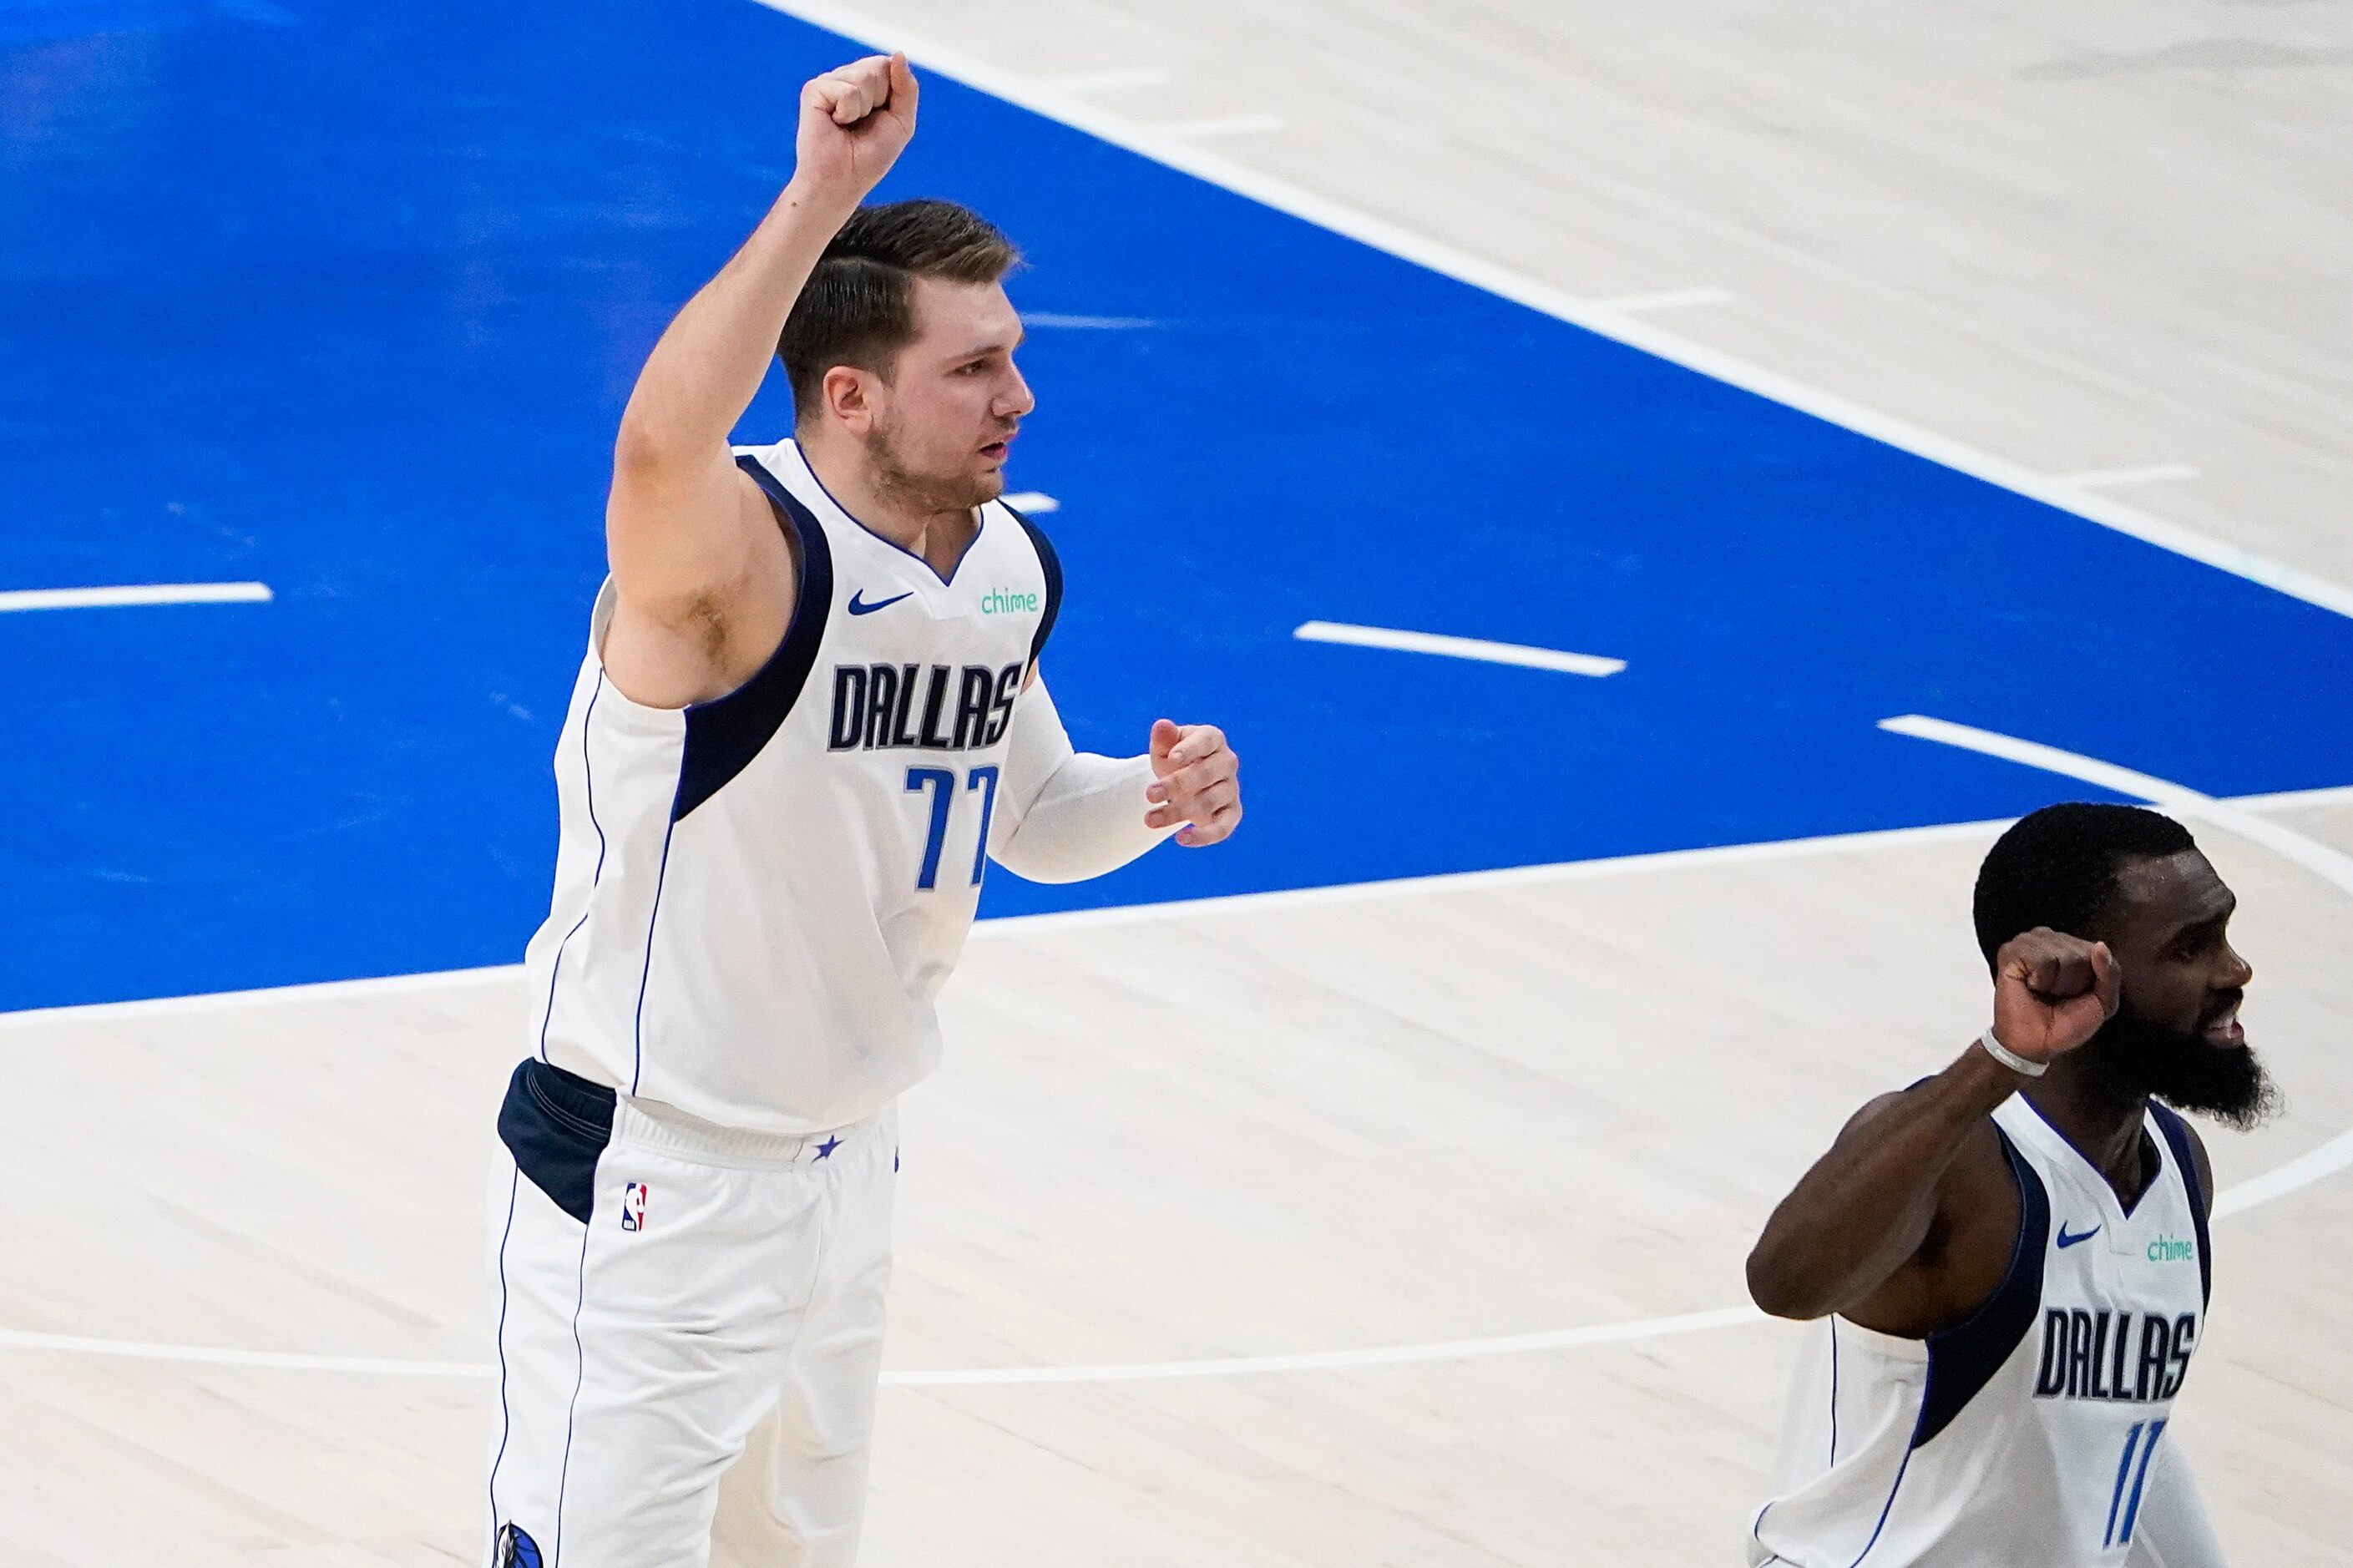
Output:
[
  {"xmin": 1745, "ymin": 803, "xmax": 2273, "ymax": 1566},
  {"xmin": 483, "ymin": 54, "xmax": 1242, "ymax": 1568}
]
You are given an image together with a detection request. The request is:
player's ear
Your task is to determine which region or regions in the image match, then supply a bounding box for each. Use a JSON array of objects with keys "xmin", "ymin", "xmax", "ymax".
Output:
[{"xmin": 822, "ymin": 364, "xmax": 876, "ymax": 433}]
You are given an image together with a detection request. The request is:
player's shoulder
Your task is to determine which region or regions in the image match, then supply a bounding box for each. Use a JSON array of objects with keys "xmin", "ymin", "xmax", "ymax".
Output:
[
  {"xmin": 1838, "ymin": 1078, "xmax": 2007, "ymax": 1163},
  {"xmin": 984, "ymin": 496, "xmax": 1062, "ymax": 619},
  {"xmin": 989, "ymin": 494, "xmax": 1057, "ymax": 556}
]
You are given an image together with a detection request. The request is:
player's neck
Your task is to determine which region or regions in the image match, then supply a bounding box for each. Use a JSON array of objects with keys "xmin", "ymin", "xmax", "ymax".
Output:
[
  {"xmin": 798, "ymin": 428, "xmax": 977, "ymax": 577},
  {"xmin": 2024, "ymin": 1066, "xmax": 2149, "ymax": 1202}
]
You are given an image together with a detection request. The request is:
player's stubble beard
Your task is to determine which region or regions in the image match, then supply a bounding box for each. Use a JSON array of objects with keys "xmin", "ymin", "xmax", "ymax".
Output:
[
  {"xmin": 2081, "ymin": 992, "xmax": 2280, "ymax": 1130},
  {"xmin": 866, "ymin": 408, "xmax": 1004, "ymax": 516}
]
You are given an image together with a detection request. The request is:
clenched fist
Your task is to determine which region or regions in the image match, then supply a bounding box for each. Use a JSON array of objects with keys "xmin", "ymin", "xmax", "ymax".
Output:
[
  {"xmin": 796, "ymin": 53, "xmax": 918, "ymax": 200},
  {"xmin": 1989, "ymin": 927, "xmax": 2121, "ymax": 1065},
  {"xmin": 1146, "ymin": 720, "xmax": 1242, "ymax": 847}
]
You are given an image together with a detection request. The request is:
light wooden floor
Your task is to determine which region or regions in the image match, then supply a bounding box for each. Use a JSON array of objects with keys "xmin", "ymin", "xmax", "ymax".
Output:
[
  {"xmin": 1, "ymin": 797, "xmax": 2348, "ymax": 1565},
  {"xmin": 7, "ymin": 2, "xmax": 2352, "ymax": 1562}
]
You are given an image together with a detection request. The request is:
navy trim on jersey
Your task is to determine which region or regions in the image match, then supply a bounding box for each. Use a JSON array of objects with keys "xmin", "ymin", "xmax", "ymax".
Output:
[
  {"xmin": 536, "ymin": 672, "xmax": 611, "ymax": 1061},
  {"xmin": 1828, "ymin": 1318, "xmax": 1842, "ymax": 1464},
  {"xmin": 1009, "ymin": 506, "xmax": 1061, "ymax": 668},
  {"xmin": 667, "ymin": 456, "xmax": 838, "ymax": 822},
  {"xmin": 488, "ymin": 1166, "xmax": 520, "ymax": 1543},
  {"xmin": 1911, "ymin": 1124, "xmax": 2052, "ymax": 1448},
  {"xmin": 1749, "ymin": 1500, "xmax": 1778, "ymax": 1556},
  {"xmin": 1845, "ymin": 1445, "xmax": 1915, "ymax": 1568},
  {"xmin": 554, "ymin": 1220, "xmax": 590, "ymax": 1566},
  {"xmin": 2148, "ymin": 1103, "xmax": 2213, "ymax": 1304},
  {"xmin": 496, "ymin": 1059, "xmax": 615, "ymax": 1225},
  {"xmin": 630, "ymin": 816, "xmax": 674, "ymax": 1096}
]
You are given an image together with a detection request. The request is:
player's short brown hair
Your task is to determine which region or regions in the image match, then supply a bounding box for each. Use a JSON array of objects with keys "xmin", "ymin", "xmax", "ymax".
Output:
[{"xmin": 777, "ymin": 199, "xmax": 1022, "ymax": 417}]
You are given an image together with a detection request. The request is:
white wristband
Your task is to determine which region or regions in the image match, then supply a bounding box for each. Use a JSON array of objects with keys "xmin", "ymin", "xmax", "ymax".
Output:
[{"xmin": 1976, "ymin": 1029, "xmax": 2047, "ymax": 1078}]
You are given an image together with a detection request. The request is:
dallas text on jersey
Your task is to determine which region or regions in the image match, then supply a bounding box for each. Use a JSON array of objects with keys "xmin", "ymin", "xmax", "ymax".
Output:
[
  {"xmin": 827, "ymin": 662, "xmax": 1025, "ymax": 753},
  {"xmin": 2032, "ymin": 1308, "xmax": 2198, "ymax": 1404}
]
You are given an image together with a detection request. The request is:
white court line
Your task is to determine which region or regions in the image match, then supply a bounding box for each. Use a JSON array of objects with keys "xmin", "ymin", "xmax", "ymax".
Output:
[
  {"xmin": 0, "ymin": 581, "xmax": 273, "ymax": 613},
  {"xmin": 1151, "ymin": 112, "xmax": 1284, "ymax": 139},
  {"xmin": 0, "ymin": 1127, "xmax": 2332, "ymax": 1383},
  {"xmin": 1020, "ymin": 312, "xmax": 1156, "ymax": 328},
  {"xmin": 1878, "ymin": 715, "xmax": 2353, "ymax": 895},
  {"xmin": 3, "ymin": 744, "xmax": 2346, "ymax": 1381},
  {"xmin": 1294, "ymin": 620, "xmax": 1626, "ymax": 677},
  {"xmin": 750, "ymin": 0, "xmax": 2353, "ymax": 624},
  {"xmin": 1031, "ymin": 67, "xmax": 1169, "ymax": 94},
  {"xmin": 0, "ymin": 963, "xmax": 520, "ymax": 1033},
  {"xmin": 2214, "ymin": 1129, "xmax": 2353, "ymax": 1219},
  {"xmin": 9, "ymin": 784, "xmax": 2352, "ymax": 1031},
  {"xmin": 1000, "ymin": 491, "xmax": 1060, "ymax": 513},
  {"xmin": 883, "ymin": 1306, "xmax": 1767, "ymax": 1386},
  {"xmin": 0, "ymin": 1328, "xmax": 488, "ymax": 1378},
  {"xmin": 2055, "ymin": 464, "xmax": 2200, "ymax": 490},
  {"xmin": 0, "ymin": 1312, "xmax": 1770, "ymax": 1383},
  {"xmin": 1591, "ymin": 286, "xmax": 1734, "ymax": 313}
]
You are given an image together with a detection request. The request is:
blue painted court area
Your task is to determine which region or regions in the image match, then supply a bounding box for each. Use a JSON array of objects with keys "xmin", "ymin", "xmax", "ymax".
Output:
[{"xmin": 3, "ymin": 0, "xmax": 2350, "ymax": 1012}]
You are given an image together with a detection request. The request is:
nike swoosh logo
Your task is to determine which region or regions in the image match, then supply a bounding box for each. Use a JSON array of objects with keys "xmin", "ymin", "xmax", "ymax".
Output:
[
  {"xmin": 2056, "ymin": 1223, "xmax": 2102, "ymax": 1249},
  {"xmin": 847, "ymin": 589, "xmax": 914, "ymax": 616}
]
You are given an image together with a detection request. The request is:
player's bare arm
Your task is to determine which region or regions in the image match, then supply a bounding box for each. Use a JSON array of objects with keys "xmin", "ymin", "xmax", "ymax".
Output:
[
  {"xmin": 1746, "ymin": 929, "xmax": 2122, "ymax": 1335},
  {"xmin": 603, "ymin": 53, "xmax": 918, "ymax": 709}
]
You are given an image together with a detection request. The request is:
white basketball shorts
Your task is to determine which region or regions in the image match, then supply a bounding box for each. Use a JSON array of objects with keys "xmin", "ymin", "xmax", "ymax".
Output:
[{"xmin": 483, "ymin": 1058, "xmax": 897, "ymax": 1568}]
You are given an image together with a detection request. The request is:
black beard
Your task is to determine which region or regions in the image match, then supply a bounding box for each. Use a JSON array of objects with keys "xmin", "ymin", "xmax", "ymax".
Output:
[{"xmin": 2080, "ymin": 1006, "xmax": 2280, "ymax": 1130}]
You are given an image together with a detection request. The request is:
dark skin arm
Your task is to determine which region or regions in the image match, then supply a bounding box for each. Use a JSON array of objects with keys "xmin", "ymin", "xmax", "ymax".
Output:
[
  {"xmin": 1746, "ymin": 929, "xmax": 2122, "ymax": 1336},
  {"xmin": 1748, "ymin": 1062, "xmax": 2022, "ymax": 1334}
]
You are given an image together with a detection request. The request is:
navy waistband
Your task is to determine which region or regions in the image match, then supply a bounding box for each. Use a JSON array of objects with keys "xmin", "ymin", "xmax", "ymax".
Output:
[{"xmin": 519, "ymin": 1057, "xmax": 615, "ymax": 1141}]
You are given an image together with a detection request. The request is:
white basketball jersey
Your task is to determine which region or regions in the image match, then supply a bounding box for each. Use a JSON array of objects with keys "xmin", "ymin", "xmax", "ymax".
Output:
[
  {"xmin": 1748, "ymin": 1095, "xmax": 2213, "ymax": 1568},
  {"xmin": 521, "ymin": 438, "xmax": 1061, "ymax": 1136}
]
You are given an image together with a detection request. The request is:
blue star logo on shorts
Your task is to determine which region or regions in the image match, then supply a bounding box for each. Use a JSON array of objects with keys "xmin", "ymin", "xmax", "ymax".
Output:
[{"xmin": 815, "ymin": 1135, "xmax": 843, "ymax": 1160}]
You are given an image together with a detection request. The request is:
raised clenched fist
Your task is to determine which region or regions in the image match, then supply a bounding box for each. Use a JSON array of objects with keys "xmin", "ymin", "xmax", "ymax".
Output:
[
  {"xmin": 1990, "ymin": 927, "xmax": 2122, "ymax": 1065},
  {"xmin": 795, "ymin": 53, "xmax": 918, "ymax": 199}
]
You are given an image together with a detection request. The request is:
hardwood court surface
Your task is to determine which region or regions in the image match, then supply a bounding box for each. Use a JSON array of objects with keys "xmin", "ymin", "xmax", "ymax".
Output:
[
  {"xmin": 1, "ymin": 797, "xmax": 2348, "ymax": 1565},
  {"xmin": 4, "ymin": 1, "xmax": 2350, "ymax": 1563}
]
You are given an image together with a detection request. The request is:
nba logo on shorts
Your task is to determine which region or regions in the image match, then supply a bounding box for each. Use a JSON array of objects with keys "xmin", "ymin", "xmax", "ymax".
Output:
[{"xmin": 620, "ymin": 1182, "xmax": 648, "ymax": 1233}]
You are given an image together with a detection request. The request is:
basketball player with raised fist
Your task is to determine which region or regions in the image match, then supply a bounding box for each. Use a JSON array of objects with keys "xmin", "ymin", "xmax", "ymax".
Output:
[
  {"xmin": 1743, "ymin": 803, "xmax": 2273, "ymax": 1566},
  {"xmin": 483, "ymin": 52, "xmax": 1240, "ymax": 1568}
]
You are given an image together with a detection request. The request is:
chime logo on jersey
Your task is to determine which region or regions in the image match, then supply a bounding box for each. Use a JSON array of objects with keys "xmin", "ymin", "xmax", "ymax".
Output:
[
  {"xmin": 979, "ymin": 585, "xmax": 1040, "ymax": 615},
  {"xmin": 828, "ymin": 661, "xmax": 1023, "ymax": 753},
  {"xmin": 620, "ymin": 1183, "xmax": 648, "ymax": 1233},
  {"xmin": 2032, "ymin": 1308, "xmax": 2197, "ymax": 1403}
]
